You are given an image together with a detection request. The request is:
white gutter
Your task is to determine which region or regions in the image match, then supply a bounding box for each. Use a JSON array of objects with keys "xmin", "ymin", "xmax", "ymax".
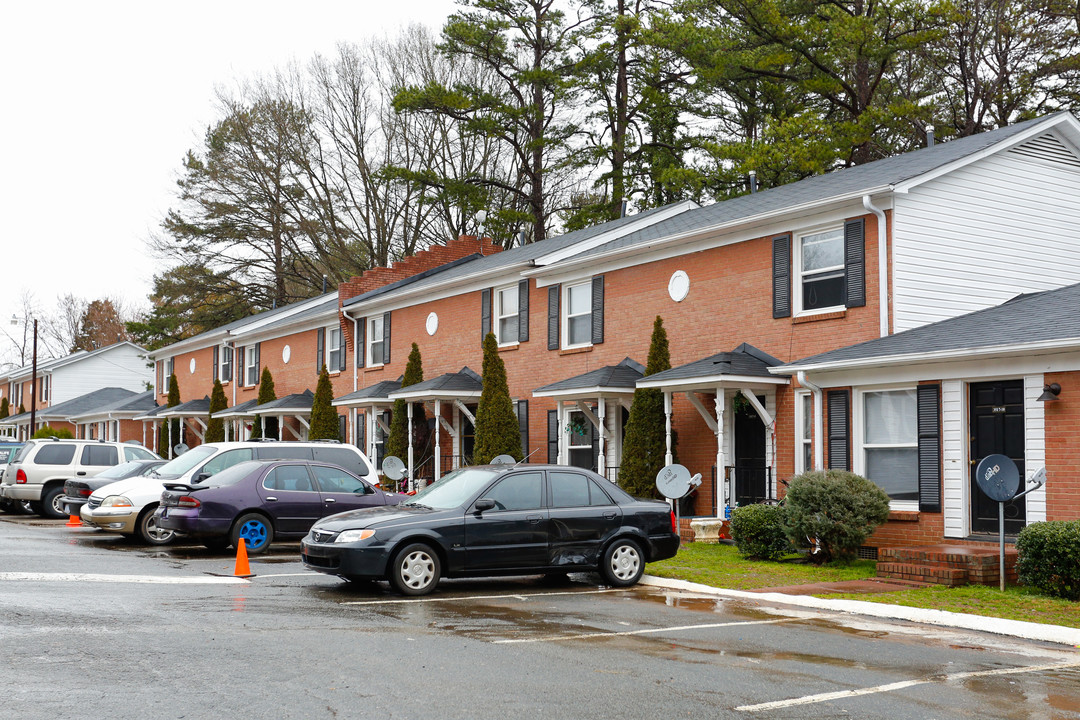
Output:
[
  {"xmin": 797, "ymin": 371, "xmax": 824, "ymax": 471},
  {"xmin": 863, "ymin": 195, "xmax": 889, "ymax": 337}
]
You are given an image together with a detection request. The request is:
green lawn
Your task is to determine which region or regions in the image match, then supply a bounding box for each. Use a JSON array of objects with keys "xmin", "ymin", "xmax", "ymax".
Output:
[{"xmin": 646, "ymin": 542, "xmax": 1080, "ymax": 629}]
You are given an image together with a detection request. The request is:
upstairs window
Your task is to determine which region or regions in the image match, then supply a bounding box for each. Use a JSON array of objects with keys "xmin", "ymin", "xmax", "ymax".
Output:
[
  {"xmin": 368, "ymin": 316, "xmax": 384, "ymax": 366},
  {"xmin": 563, "ymin": 282, "xmax": 592, "ymax": 348},
  {"xmin": 328, "ymin": 326, "xmax": 342, "ymax": 371},
  {"xmin": 496, "ymin": 284, "xmax": 519, "ymax": 344},
  {"xmin": 244, "ymin": 344, "xmax": 258, "ymax": 386},
  {"xmin": 797, "ymin": 227, "xmax": 845, "ymax": 313},
  {"xmin": 220, "ymin": 345, "xmax": 233, "ymax": 383}
]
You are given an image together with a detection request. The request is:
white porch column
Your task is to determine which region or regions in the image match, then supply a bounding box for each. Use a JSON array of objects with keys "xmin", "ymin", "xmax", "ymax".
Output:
[
  {"xmin": 597, "ymin": 398, "xmax": 607, "ymax": 479},
  {"xmin": 664, "ymin": 392, "xmax": 673, "ymax": 467},
  {"xmin": 261, "ymin": 416, "xmax": 266, "ymax": 439},
  {"xmin": 715, "ymin": 388, "xmax": 727, "ymax": 512},
  {"xmin": 556, "ymin": 400, "xmax": 564, "ymax": 465},
  {"xmin": 407, "ymin": 401, "xmax": 415, "ymax": 492},
  {"xmin": 452, "ymin": 404, "xmax": 461, "ymax": 469},
  {"xmin": 167, "ymin": 418, "xmax": 173, "ymax": 459},
  {"xmin": 434, "ymin": 399, "xmax": 442, "ymax": 482}
]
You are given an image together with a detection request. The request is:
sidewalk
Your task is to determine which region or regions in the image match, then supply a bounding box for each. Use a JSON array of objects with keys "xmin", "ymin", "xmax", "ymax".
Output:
[{"xmin": 640, "ymin": 575, "xmax": 1080, "ymax": 648}]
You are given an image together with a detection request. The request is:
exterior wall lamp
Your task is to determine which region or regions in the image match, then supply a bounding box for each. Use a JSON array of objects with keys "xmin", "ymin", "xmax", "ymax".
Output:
[{"xmin": 1037, "ymin": 383, "xmax": 1061, "ymax": 402}]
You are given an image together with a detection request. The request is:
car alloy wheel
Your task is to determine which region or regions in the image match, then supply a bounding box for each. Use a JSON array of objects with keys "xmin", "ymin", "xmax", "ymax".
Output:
[
  {"xmin": 390, "ymin": 543, "xmax": 441, "ymax": 596},
  {"xmin": 601, "ymin": 539, "xmax": 643, "ymax": 587},
  {"xmin": 232, "ymin": 513, "xmax": 274, "ymax": 554},
  {"xmin": 138, "ymin": 506, "xmax": 176, "ymax": 546}
]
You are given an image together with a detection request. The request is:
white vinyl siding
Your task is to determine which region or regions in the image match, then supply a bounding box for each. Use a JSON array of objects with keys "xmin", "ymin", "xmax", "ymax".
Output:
[
  {"xmin": 50, "ymin": 345, "xmax": 153, "ymax": 405},
  {"xmin": 1023, "ymin": 374, "xmax": 1047, "ymax": 524},
  {"xmin": 893, "ymin": 137, "xmax": 1080, "ymax": 332},
  {"xmin": 941, "ymin": 380, "xmax": 966, "ymax": 538}
]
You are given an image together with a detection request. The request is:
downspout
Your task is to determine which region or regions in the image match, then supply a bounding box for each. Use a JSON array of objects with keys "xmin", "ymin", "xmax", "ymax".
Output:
[
  {"xmin": 862, "ymin": 195, "xmax": 889, "ymax": 337},
  {"xmin": 797, "ymin": 371, "xmax": 824, "ymax": 471}
]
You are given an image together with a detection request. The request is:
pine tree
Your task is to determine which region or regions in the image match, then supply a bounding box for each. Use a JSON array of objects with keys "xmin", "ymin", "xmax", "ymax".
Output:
[
  {"xmin": 0, "ymin": 397, "xmax": 9, "ymax": 419},
  {"xmin": 619, "ymin": 316, "xmax": 673, "ymax": 499},
  {"xmin": 474, "ymin": 332, "xmax": 522, "ymax": 464},
  {"xmin": 19, "ymin": 403, "xmax": 25, "ymax": 415},
  {"xmin": 250, "ymin": 367, "xmax": 277, "ymax": 440},
  {"xmin": 308, "ymin": 366, "xmax": 340, "ymax": 440},
  {"xmin": 206, "ymin": 379, "xmax": 227, "ymax": 443},
  {"xmin": 159, "ymin": 373, "xmax": 181, "ymax": 457},
  {"xmin": 386, "ymin": 343, "xmax": 426, "ymax": 465}
]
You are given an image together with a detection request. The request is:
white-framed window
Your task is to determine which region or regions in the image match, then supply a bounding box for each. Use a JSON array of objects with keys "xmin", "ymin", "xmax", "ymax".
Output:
[
  {"xmin": 220, "ymin": 344, "xmax": 233, "ymax": 383},
  {"xmin": 857, "ymin": 387, "xmax": 918, "ymax": 505},
  {"xmin": 244, "ymin": 344, "xmax": 258, "ymax": 386},
  {"xmin": 40, "ymin": 375, "xmax": 49, "ymax": 403},
  {"xmin": 795, "ymin": 226, "xmax": 845, "ymax": 314},
  {"xmin": 328, "ymin": 326, "xmax": 342, "ymax": 371},
  {"xmin": 495, "ymin": 284, "xmax": 519, "ymax": 344},
  {"xmin": 165, "ymin": 356, "xmax": 174, "ymax": 381},
  {"xmin": 368, "ymin": 316, "xmax": 384, "ymax": 366},
  {"xmin": 795, "ymin": 390, "xmax": 812, "ymax": 475},
  {"xmin": 562, "ymin": 281, "xmax": 592, "ymax": 348}
]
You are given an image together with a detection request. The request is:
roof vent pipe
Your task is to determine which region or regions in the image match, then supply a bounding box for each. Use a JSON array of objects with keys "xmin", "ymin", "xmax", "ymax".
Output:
[
  {"xmin": 620, "ymin": 199, "xmax": 628, "ymax": 218},
  {"xmin": 927, "ymin": 126, "xmax": 935, "ymax": 147},
  {"xmin": 748, "ymin": 170, "xmax": 758, "ymax": 193},
  {"xmin": 322, "ymin": 274, "xmax": 327, "ymax": 294}
]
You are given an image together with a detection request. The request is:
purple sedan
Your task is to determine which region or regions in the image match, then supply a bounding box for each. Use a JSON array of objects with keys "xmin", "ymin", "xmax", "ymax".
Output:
[{"xmin": 155, "ymin": 459, "xmax": 402, "ymax": 553}]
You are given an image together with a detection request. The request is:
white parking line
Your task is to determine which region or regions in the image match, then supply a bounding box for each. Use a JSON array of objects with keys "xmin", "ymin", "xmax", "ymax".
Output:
[
  {"xmin": 736, "ymin": 659, "xmax": 1080, "ymax": 712},
  {"xmin": 342, "ymin": 588, "xmax": 627, "ymax": 606},
  {"xmin": 249, "ymin": 572, "xmax": 322, "ymax": 578},
  {"xmin": 494, "ymin": 618, "xmax": 795, "ymax": 644},
  {"xmin": 0, "ymin": 572, "xmax": 248, "ymax": 585}
]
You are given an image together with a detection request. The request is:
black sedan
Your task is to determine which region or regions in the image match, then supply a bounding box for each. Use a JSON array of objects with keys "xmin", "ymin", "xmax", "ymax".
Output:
[
  {"xmin": 301, "ymin": 464, "xmax": 680, "ymax": 595},
  {"xmin": 61, "ymin": 460, "xmax": 166, "ymax": 517}
]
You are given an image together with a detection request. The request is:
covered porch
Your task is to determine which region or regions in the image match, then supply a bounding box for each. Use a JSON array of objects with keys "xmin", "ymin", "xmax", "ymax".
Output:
[
  {"xmin": 247, "ymin": 391, "xmax": 315, "ymax": 441},
  {"xmin": 333, "ymin": 379, "xmax": 402, "ymax": 474},
  {"xmin": 210, "ymin": 398, "xmax": 259, "ymax": 441},
  {"xmin": 156, "ymin": 397, "xmax": 211, "ymax": 457}
]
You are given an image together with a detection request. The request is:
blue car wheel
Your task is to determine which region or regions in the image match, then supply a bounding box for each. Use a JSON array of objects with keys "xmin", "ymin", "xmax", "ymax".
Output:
[{"xmin": 231, "ymin": 513, "xmax": 274, "ymax": 554}]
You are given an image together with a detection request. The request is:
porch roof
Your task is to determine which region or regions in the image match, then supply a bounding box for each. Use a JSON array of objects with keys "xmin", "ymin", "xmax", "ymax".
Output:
[
  {"xmin": 36, "ymin": 387, "xmax": 140, "ymax": 421},
  {"xmin": 157, "ymin": 397, "xmax": 211, "ymax": 419},
  {"xmin": 333, "ymin": 379, "xmax": 403, "ymax": 407},
  {"xmin": 133, "ymin": 404, "xmax": 170, "ymax": 422},
  {"xmin": 389, "ymin": 367, "xmax": 481, "ymax": 401},
  {"xmin": 210, "ymin": 398, "xmax": 260, "ymax": 419},
  {"xmin": 637, "ymin": 344, "xmax": 788, "ymax": 391},
  {"xmin": 248, "ymin": 390, "xmax": 315, "ymax": 416},
  {"xmin": 533, "ymin": 357, "xmax": 644, "ymax": 399},
  {"xmin": 68, "ymin": 390, "xmax": 157, "ymax": 422}
]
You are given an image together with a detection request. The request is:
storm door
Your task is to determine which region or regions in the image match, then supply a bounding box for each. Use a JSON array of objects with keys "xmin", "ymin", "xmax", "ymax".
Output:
[{"xmin": 734, "ymin": 396, "xmax": 768, "ymax": 505}]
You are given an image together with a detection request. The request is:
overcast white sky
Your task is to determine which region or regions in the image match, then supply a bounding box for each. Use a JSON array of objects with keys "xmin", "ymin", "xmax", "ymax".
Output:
[{"xmin": 0, "ymin": 0, "xmax": 457, "ymax": 364}]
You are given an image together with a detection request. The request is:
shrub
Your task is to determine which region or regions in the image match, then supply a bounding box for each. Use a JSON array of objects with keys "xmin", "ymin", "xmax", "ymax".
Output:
[
  {"xmin": 781, "ymin": 470, "xmax": 891, "ymax": 563},
  {"xmin": 474, "ymin": 333, "xmax": 521, "ymax": 464},
  {"xmin": 730, "ymin": 503, "xmax": 790, "ymax": 560},
  {"xmin": 32, "ymin": 425, "xmax": 74, "ymax": 439},
  {"xmin": 308, "ymin": 366, "xmax": 340, "ymax": 441},
  {"xmin": 1016, "ymin": 521, "xmax": 1080, "ymax": 601},
  {"xmin": 619, "ymin": 316, "xmax": 673, "ymax": 499}
]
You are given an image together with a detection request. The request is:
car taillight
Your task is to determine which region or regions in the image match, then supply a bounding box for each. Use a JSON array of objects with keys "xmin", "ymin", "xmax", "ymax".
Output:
[
  {"xmin": 177, "ymin": 496, "xmax": 201, "ymax": 508},
  {"xmin": 670, "ymin": 509, "xmax": 677, "ymax": 534},
  {"xmin": 16, "ymin": 469, "xmax": 27, "ymax": 484},
  {"xmin": 78, "ymin": 488, "xmax": 92, "ymax": 497}
]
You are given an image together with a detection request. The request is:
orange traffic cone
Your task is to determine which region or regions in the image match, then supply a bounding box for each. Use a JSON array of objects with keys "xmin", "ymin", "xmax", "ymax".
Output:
[
  {"xmin": 233, "ymin": 537, "xmax": 252, "ymax": 577},
  {"xmin": 65, "ymin": 514, "xmax": 82, "ymax": 528}
]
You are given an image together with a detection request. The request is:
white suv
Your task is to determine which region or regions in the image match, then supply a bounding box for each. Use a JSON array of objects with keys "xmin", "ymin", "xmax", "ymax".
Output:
[
  {"xmin": 82, "ymin": 441, "xmax": 377, "ymax": 545},
  {"xmin": 0, "ymin": 439, "xmax": 160, "ymax": 518}
]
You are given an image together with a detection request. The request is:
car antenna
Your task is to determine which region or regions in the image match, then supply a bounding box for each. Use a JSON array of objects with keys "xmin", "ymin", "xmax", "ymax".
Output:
[{"xmin": 513, "ymin": 448, "xmax": 541, "ymax": 467}]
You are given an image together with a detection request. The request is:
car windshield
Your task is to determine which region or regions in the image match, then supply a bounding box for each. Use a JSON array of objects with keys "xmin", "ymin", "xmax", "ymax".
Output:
[
  {"xmin": 94, "ymin": 461, "xmax": 144, "ymax": 480},
  {"xmin": 154, "ymin": 445, "xmax": 217, "ymax": 478},
  {"xmin": 199, "ymin": 461, "xmax": 262, "ymax": 488},
  {"xmin": 404, "ymin": 468, "xmax": 498, "ymax": 510}
]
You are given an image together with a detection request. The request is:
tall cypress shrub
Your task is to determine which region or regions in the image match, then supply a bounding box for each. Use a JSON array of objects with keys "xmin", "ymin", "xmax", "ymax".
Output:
[
  {"xmin": 386, "ymin": 343, "xmax": 426, "ymax": 465},
  {"xmin": 474, "ymin": 332, "xmax": 522, "ymax": 464},
  {"xmin": 205, "ymin": 379, "xmax": 227, "ymax": 443},
  {"xmin": 0, "ymin": 397, "xmax": 9, "ymax": 419},
  {"xmin": 619, "ymin": 316, "xmax": 673, "ymax": 498},
  {"xmin": 250, "ymin": 367, "xmax": 277, "ymax": 440},
  {"xmin": 158, "ymin": 373, "xmax": 181, "ymax": 457},
  {"xmin": 309, "ymin": 366, "xmax": 340, "ymax": 440}
]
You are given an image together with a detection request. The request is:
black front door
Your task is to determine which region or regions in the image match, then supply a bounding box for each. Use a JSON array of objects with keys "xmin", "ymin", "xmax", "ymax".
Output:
[
  {"xmin": 969, "ymin": 380, "xmax": 1026, "ymax": 534},
  {"xmin": 734, "ymin": 398, "xmax": 767, "ymax": 505}
]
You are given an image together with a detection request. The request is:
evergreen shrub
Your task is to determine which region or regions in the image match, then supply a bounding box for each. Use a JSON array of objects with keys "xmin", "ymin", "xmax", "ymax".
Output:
[
  {"xmin": 1016, "ymin": 520, "xmax": 1080, "ymax": 600},
  {"xmin": 32, "ymin": 425, "xmax": 74, "ymax": 439},
  {"xmin": 729, "ymin": 503, "xmax": 790, "ymax": 560},
  {"xmin": 781, "ymin": 470, "xmax": 891, "ymax": 562}
]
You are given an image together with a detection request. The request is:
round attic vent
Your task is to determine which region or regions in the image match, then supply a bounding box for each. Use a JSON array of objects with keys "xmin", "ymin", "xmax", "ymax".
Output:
[
  {"xmin": 426, "ymin": 312, "xmax": 439, "ymax": 336},
  {"xmin": 282, "ymin": 345, "xmax": 291, "ymax": 364},
  {"xmin": 668, "ymin": 270, "xmax": 690, "ymax": 302}
]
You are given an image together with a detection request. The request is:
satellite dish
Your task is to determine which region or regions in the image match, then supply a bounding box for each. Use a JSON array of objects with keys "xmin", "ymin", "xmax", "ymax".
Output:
[
  {"xmin": 173, "ymin": 443, "xmax": 189, "ymax": 456},
  {"xmin": 656, "ymin": 464, "xmax": 701, "ymax": 499},
  {"xmin": 975, "ymin": 454, "xmax": 1020, "ymax": 502},
  {"xmin": 382, "ymin": 455, "xmax": 406, "ymax": 481},
  {"xmin": 491, "ymin": 454, "xmax": 516, "ymax": 465}
]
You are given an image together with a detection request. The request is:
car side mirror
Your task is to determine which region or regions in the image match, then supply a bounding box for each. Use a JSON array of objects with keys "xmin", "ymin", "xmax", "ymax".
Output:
[
  {"xmin": 473, "ymin": 498, "xmax": 496, "ymax": 513},
  {"xmin": 194, "ymin": 472, "xmax": 210, "ymax": 483}
]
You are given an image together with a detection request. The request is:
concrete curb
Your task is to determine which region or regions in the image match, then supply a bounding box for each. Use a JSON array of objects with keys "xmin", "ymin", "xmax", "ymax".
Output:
[{"xmin": 641, "ymin": 575, "xmax": 1080, "ymax": 648}]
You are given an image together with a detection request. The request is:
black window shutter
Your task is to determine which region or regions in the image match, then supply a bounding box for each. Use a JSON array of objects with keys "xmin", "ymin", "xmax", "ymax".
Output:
[
  {"xmin": 547, "ymin": 410, "xmax": 559, "ymax": 463},
  {"xmin": 773, "ymin": 235, "xmax": 792, "ymax": 319},
  {"xmin": 254, "ymin": 343, "xmax": 261, "ymax": 378},
  {"xmin": 382, "ymin": 312, "xmax": 391, "ymax": 365},
  {"xmin": 827, "ymin": 389, "xmax": 850, "ymax": 470},
  {"xmin": 481, "ymin": 288, "xmax": 492, "ymax": 343},
  {"xmin": 591, "ymin": 275, "xmax": 605, "ymax": 345},
  {"xmin": 317, "ymin": 327, "xmax": 325, "ymax": 374},
  {"xmin": 356, "ymin": 412, "xmax": 365, "ymax": 448},
  {"xmin": 547, "ymin": 285, "xmax": 560, "ymax": 350},
  {"xmin": 590, "ymin": 414, "xmax": 600, "ymax": 473},
  {"xmin": 212, "ymin": 346, "xmax": 218, "ymax": 381},
  {"xmin": 917, "ymin": 384, "xmax": 942, "ymax": 513},
  {"xmin": 844, "ymin": 218, "xmax": 866, "ymax": 308},
  {"xmin": 337, "ymin": 414, "xmax": 347, "ymax": 443},
  {"xmin": 516, "ymin": 400, "xmax": 529, "ymax": 459},
  {"xmin": 236, "ymin": 348, "xmax": 244, "ymax": 387},
  {"xmin": 338, "ymin": 329, "xmax": 347, "ymax": 372},
  {"xmin": 356, "ymin": 318, "xmax": 365, "ymax": 368},
  {"xmin": 518, "ymin": 279, "xmax": 529, "ymax": 343}
]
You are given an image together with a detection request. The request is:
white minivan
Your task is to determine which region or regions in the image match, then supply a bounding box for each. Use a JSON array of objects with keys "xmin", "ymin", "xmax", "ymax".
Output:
[{"xmin": 81, "ymin": 441, "xmax": 377, "ymax": 545}]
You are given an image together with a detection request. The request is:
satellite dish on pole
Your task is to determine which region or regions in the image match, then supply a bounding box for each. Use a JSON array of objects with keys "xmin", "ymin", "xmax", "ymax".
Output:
[
  {"xmin": 656, "ymin": 464, "xmax": 702, "ymax": 500},
  {"xmin": 173, "ymin": 443, "xmax": 189, "ymax": 456},
  {"xmin": 975, "ymin": 454, "xmax": 1020, "ymax": 502},
  {"xmin": 491, "ymin": 454, "xmax": 516, "ymax": 465},
  {"xmin": 382, "ymin": 456, "xmax": 406, "ymax": 481}
]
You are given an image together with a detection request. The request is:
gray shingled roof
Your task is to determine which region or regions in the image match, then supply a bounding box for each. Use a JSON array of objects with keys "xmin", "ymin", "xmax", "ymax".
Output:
[
  {"xmin": 640, "ymin": 344, "xmax": 785, "ymax": 387},
  {"xmin": 390, "ymin": 367, "xmax": 482, "ymax": 398},
  {"xmin": 343, "ymin": 254, "xmax": 486, "ymax": 308},
  {"xmin": 333, "ymin": 379, "xmax": 403, "ymax": 405},
  {"xmin": 37, "ymin": 388, "xmax": 139, "ymax": 420},
  {"xmin": 68, "ymin": 390, "xmax": 157, "ymax": 420},
  {"xmin": 211, "ymin": 398, "xmax": 261, "ymax": 418},
  {"xmin": 158, "ymin": 396, "xmax": 212, "ymax": 417},
  {"xmin": 133, "ymin": 404, "xmax": 170, "ymax": 420},
  {"xmin": 534, "ymin": 358, "xmax": 645, "ymax": 395},
  {"xmin": 250, "ymin": 390, "xmax": 315, "ymax": 414},
  {"xmin": 778, "ymin": 281, "xmax": 1080, "ymax": 371},
  {"xmin": 567, "ymin": 114, "xmax": 1065, "ymax": 263}
]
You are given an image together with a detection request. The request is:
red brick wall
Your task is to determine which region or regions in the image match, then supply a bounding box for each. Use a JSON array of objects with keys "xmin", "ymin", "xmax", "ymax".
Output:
[{"xmin": 1043, "ymin": 370, "xmax": 1080, "ymax": 521}]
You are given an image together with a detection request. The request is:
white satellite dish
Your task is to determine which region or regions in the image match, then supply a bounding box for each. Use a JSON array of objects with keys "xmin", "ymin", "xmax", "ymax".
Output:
[
  {"xmin": 491, "ymin": 454, "xmax": 516, "ymax": 465},
  {"xmin": 656, "ymin": 464, "xmax": 702, "ymax": 500},
  {"xmin": 173, "ymin": 443, "xmax": 189, "ymax": 456},
  {"xmin": 382, "ymin": 455, "xmax": 406, "ymax": 481}
]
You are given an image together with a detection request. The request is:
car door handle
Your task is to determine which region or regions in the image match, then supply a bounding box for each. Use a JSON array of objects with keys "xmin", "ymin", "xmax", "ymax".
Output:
[
  {"xmin": 526, "ymin": 514, "xmax": 542, "ymax": 524},
  {"xmin": 77, "ymin": 471, "xmax": 86, "ymax": 476},
  {"xmin": 265, "ymin": 496, "xmax": 277, "ymax": 502},
  {"xmin": 325, "ymin": 498, "xmax": 336, "ymax": 503},
  {"xmin": 603, "ymin": 512, "xmax": 616, "ymax": 519}
]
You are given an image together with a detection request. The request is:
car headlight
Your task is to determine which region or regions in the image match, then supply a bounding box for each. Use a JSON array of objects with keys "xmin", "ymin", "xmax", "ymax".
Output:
[
  {"xmin": 100, "ymin": 496, "xmax": 133, "ymax": 508},
  {"xmin": 335, "ymin": 529, "xmax": 376, "ymax": 543}
]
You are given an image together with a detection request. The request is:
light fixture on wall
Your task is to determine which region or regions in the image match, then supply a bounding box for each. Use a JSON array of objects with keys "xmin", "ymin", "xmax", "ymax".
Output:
[{"xmin": 1037, "ymin": 383, "xmax": 1061, "ymax": 402}]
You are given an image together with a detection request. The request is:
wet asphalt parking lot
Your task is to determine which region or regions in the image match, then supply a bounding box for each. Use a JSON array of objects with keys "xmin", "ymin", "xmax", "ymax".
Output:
[{"xmin": 2, "ymin": 515, "xmax": 1079, "ymax": 720}]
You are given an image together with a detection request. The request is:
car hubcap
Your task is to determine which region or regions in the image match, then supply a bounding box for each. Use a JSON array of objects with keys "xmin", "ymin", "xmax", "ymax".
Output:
[
  {"xmin": 611, "ymin": 545, "xmax": 640, "ymax": 580},
  {"xmin": 51, "ymin": 495, "xmax": 66, "ymax": 515},
  {"xmin": 146, "ymin": 516, "xmax": 173, "ymax": 542},
  {"xmin": 239, "ymin": 521, "xmax": 267, "ymax": 549},
  {"xmin": 400, "ymin": 551, "xmax": 434, "ymax": 589}
]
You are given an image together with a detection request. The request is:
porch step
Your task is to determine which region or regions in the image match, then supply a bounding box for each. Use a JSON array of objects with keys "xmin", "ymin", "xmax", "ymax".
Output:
[
  {"xmin": 876, "ymin": 563, "xmax": 968, "ymax": 587},
  {"xmin": 875, "ymin": 544, "xmax": 1018, "ymax": 587}
]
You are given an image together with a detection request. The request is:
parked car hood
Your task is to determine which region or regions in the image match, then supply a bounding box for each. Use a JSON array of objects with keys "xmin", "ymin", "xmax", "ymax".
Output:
[
  {"xmin": 314, "ymin": 502, "xmax": 453, "ymax": 531},
  {"xmin": 89, "ymin": 477, "xmax": 168, "ymax": 504}
]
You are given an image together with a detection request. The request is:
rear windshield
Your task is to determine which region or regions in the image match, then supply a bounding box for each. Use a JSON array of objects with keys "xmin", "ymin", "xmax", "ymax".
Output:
[
  {"xmin": 13, "ymin": 442, "xmax": 35, "ymax": 463},
  {"xmin": 155, "ymin": 445, "xmax": 217, "ymax": 478},
  {"xmin": 0, "ymin": 447, "xmax": 18, "ymax": 463}
]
